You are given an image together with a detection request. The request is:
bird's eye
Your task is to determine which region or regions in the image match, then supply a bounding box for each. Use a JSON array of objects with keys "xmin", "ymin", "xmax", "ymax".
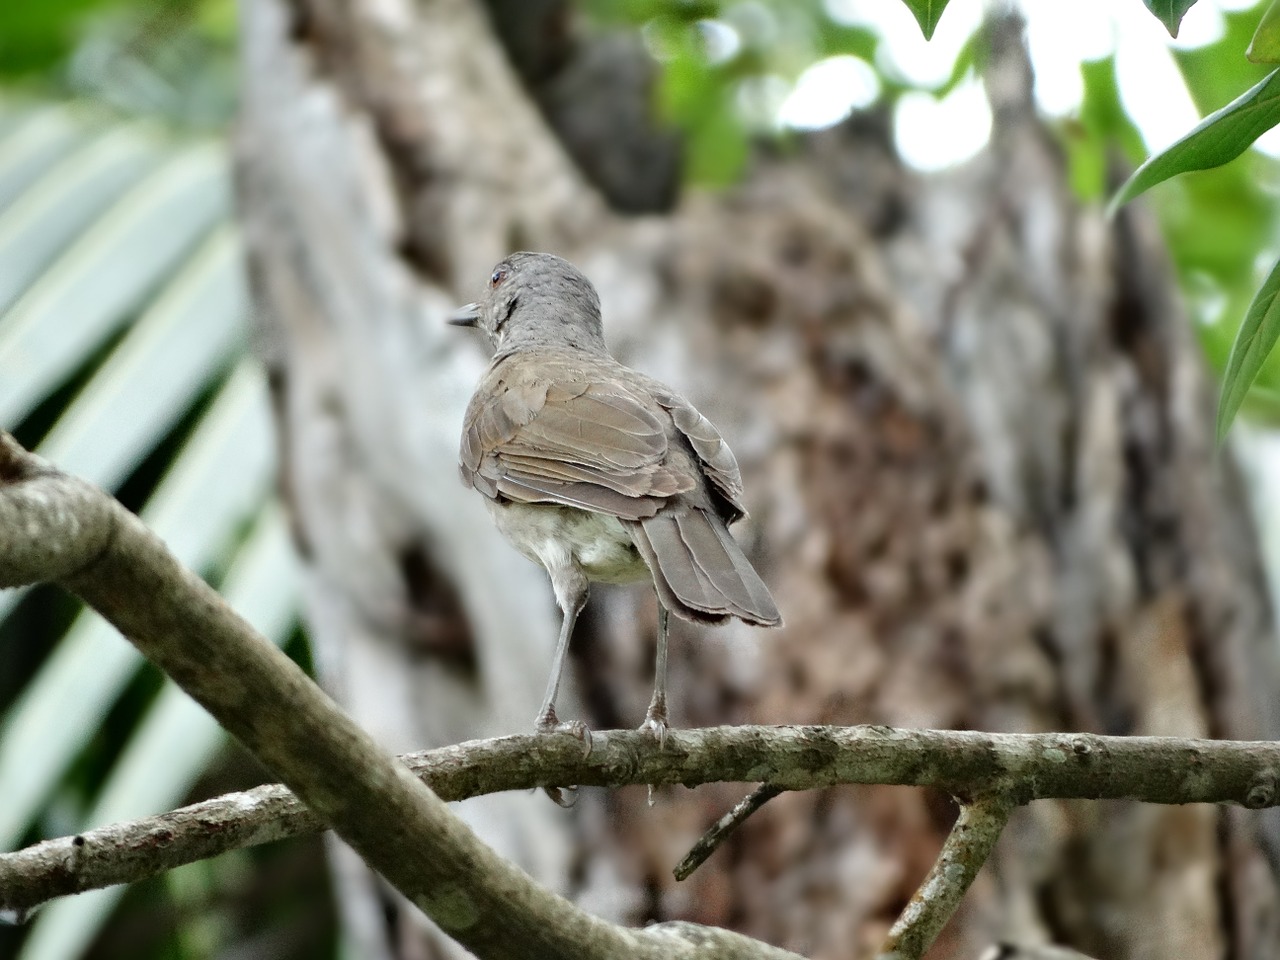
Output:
[{"xmin": 490, "ymin": 267, "xmax": 507, "ymax": 288}]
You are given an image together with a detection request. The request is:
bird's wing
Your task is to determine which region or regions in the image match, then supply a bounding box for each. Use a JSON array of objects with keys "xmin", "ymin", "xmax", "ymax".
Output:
[
  {"xmin": 460, "ymin": 378, "xmax": 695, "ymax": 521},
  {"xmin": 651, "ymin": 390, "xmax": 748, "ymax": 522}
]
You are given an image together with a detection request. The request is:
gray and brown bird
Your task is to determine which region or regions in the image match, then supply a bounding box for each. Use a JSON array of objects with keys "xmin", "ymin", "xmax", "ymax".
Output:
[{"xmin": 450, "ymin": 252, "xmax": 781, "ymax": 749}]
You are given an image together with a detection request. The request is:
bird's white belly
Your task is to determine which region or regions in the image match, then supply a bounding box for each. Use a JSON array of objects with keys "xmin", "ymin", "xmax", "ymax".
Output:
[{"xmin": 488, "ymin": 501, "xmax": 650, "ymax": 584}]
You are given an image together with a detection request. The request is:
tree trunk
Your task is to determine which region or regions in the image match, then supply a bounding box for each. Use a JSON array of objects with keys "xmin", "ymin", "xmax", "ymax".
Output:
[{"xmin": 234, "ymin": 2, "xmax": 1280, "ymax": 957}]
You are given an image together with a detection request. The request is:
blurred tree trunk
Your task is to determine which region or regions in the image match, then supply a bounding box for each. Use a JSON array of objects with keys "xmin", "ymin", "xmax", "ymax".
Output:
[{"xmin": 234, "ymin": 2, "xmax": 1280, "ymax": 958}]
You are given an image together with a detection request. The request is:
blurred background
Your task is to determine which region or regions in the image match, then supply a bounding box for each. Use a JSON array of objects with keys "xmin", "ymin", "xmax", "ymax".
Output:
[{"xmin": 2, "ymin": 0, "xmax": 1280, "ymax": 958}]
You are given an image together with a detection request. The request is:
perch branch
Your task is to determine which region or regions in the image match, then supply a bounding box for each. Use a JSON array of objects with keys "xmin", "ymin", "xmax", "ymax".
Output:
[
  {"xmin": 877, "ymin": 795, "xmax": 1014, "ymax": 960},
  {"xmin": 0, "ymin": 432, "xmax": 803, "ymax": 960},
  {"xmin": 5, "ymin": 721, "xmax": 1280, "ymax": 912}
]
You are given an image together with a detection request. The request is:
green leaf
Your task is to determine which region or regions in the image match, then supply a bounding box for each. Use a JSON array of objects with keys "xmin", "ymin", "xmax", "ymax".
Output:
[
  {"xmin": 1062, "ymin": 56, "xmax": 1148, "ymax": 201},
  {"xmin": 38, "ymin": 226, "xmax": 246, "ymax": 487},
  {"xmin": 1107, "ymin": 67, "xmax": 1280, "ymax": 216},
  {"xmin": 1159, "ymin": 155, "xmax": 1272, "ymax": 284},
  {"xmin": 0, "ymin": 121, "xmax": 165, "ymax": 312},
  {"xmin": 0, "ymin": 0, "xmax": 217, "ymax": 79},
  {"xmin": 0, "ymin": 143, "xmax": 228, "ymax": 426},
  {"xmin": 899, "ymin": 0, "xmax": 951, "ymax": 41},
  {"xmin": 0, "ymin": 105, "xmax": 95, "ymax": 212},
  {"xmin": 818, "ymin": 22, "xmax": 878, "ymax": 62},
  {"xmin": 1249, "ymin": 0, "xmax": 1280, "ymax": 63},
  {"xmin": 685, "ymin": 95, "xmax": 749, "ymax": 185},
  {"xmin": 0, "ymin": 0, "xmax": 129, "ymax": 77},
  {"xmin": 1143, "ymin": 0, "xmax": 1200, "ymax": 37},
  {"xmin": 655, "ymin": 22, "xmax": 748, "ymax": 186},
  {"xmin": 930, "ymin": 27, "xmax": 984, "ymax": 98},
  {"xmin": 1218, "ymin": 256, "xmax": 1280, "ymax": 441}
]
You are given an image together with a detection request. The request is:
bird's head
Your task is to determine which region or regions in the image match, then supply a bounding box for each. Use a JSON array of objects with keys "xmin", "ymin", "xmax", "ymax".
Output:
[{"xmin": 448, "ymin": 251, "xmax": 607, "ymax": 357}]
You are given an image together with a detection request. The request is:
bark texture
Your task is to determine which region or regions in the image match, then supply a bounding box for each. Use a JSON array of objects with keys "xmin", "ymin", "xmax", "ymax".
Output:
[{"xmin": 235, "ymin": 3, "xmax": 1280, "ymax": 958}]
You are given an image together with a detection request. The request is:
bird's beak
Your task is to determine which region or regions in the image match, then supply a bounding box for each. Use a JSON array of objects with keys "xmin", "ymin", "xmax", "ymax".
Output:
[{"xmin": 447, "ymin": 303, "xmax": 481, "ymax": 327}]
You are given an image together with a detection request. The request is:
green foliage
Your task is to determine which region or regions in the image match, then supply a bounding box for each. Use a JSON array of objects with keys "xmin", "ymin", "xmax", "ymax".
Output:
[
  {"xmin": 0, "ymin": 0, "xmax": 219, "ymax": 79},
  {"xmin": 1101, "ymin": 0, "xmax": 1280, "ymax": 437},
  {"xmin": 587, "ymin": 0, "xmax": 983, "ymax": 186},
  {"xmin": 1175, "ymin": 6, "xmax": 1273, "ymax": 115},
  {"xmin": 1219, "ymin": 257, "xmax": 1280, "ymax": 440},
  {"xmin": 900, "ymin": 0, "xmax": 951, "ymax": 41},
  {"xmin": 1143, "ymin": 0, "xmax": 1201, "ymax": 37},
  {"xmin": 816, "ymin": 21, "xmax": 877, "ymax": 61},
  {"xmin": 882, "ymin": 0, "xmax": 1232, "ymax": 42},
  {"xmin": 1107, "ymin": 68, "xmax": 1280, "ymax": 216},
  {"xmin": 651, "ymin": 17, "xmax": 750, "ymax": 186},
  {"xmin": 0, "ymin": 0, "xmax": 237, "ymax": 130},
  {"xmin": 1062, "ymin": 48, "xmax": 1273, "ymax": 338},
  {"xmin": 1013, "ymin": 3, "xmax": 1280, "ymax": 438},
  {"xmin": 1062, "ymin": 56, "xmax": 1146, "ymax": 202},
  {"xmin": 0, "ymin": 0, "xmax": 132, "ymax": 77},
  {"xmin": 1249, "ymin": 0, "xmax": 1280, "ymax": 62},
  {"xmin": 0, "ymin": 93, "xmax": 308, "ymax": 957}
]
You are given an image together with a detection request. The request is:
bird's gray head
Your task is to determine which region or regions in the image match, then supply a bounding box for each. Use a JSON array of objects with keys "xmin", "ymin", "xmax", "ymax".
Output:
[{"xmin": 448, "ymin": 252, "xmax": 607, "ymax": 358}]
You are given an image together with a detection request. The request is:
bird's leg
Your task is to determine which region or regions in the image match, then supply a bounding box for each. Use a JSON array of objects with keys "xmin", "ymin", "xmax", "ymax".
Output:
[
  {"xmin": 640, "ymin": 604, "xmax": 670, "ymax": 748},
  {"xmin": 535, "ymin": 571, "xmax": 592, "ymax": 758}
]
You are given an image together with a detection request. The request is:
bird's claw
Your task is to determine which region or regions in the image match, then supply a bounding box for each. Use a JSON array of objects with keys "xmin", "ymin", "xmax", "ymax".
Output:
[
  {"xmin": 535, "ymin": 710, "xmax": 592, "ymax": 804},
  {"xmin": 543, "ymin": 784, "xmax": 579, "ymax": 807},
  {"xmin": 639, "ymin": 711, "xmax": 669, "ymax": 750},
  {"xmin": 536, "ymin": 711, "xmax": 594, "ymax": 759}
]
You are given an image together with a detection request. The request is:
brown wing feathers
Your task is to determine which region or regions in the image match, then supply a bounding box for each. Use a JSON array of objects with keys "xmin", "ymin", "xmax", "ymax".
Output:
[
  {"xmin": 654, "ymin": 391, "xmax": 748, "ymax": 522},
  {"xmin": 462, "ymin": 367, "xmax": 779, "ymax": 626},
  {"xmin": 496, "ymin": 475, "xmax": 661, "ymax": 520}
]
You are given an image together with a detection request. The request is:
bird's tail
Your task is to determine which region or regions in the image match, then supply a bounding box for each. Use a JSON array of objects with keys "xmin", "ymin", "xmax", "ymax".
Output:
[{"xmin": 630, "ymin": 508, "xmax": 782, "ymax": 627}]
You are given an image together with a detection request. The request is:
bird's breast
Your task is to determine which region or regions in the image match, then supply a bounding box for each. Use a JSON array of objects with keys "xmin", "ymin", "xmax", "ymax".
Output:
[{"xmin": 486, "ymin": 500, "xmax": 651, "ymax": 585}]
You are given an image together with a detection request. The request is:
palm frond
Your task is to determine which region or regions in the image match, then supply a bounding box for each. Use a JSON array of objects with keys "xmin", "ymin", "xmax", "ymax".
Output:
[{"xmin": 0, "ymin": 95, "xmax": 302, "ymax": 959}]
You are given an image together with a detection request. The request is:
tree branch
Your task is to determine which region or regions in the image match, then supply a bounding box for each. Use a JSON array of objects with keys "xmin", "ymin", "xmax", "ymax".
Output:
[
  {"xmin": 675, "ymin": 785, "xmax": 783, "ymax": 882},
  {"xmin": 877, "ymin": 796, "xmax": 1014, "ymax": 960},
  {"xmin": 0, "ymin": 445, "xmax": 116, "ymax": 586},
  {"xmin": 5, "ymin": 720, "xmax": 1280, "ymax": 913},
  {"xmin": 0, "ymin": 432, "xmax": 803, "ymax": 960}
]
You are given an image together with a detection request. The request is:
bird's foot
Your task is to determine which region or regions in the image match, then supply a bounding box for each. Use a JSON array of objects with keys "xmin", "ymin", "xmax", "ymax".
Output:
[
  {"xmin": 639, "ymin": 701, "xmax": 669, "ymax": 750},
  {"xmin": 639, "ymin": 701, "xmax": 669, "ymax": 805},
  {"xmin": 535, "ymin": 708, "xmax": 594, "ymax": 758},
  {"xmin": 638, "ymin": 714, "xmax": 669, "ymax": 750},
  {"xmin": 535, "ymin": 708, "xmax": 592, "ymax": 806}
]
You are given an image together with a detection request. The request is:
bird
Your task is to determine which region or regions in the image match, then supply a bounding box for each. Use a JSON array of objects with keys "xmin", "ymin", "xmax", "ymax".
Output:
[{"xmin": 449, "ymin": 251, "xmax": 781, "ymax": 753}]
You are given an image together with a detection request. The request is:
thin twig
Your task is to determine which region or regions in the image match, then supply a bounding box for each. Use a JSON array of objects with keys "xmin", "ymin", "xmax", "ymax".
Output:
[
  {"xmin": 878, "ymin": 796, "xmax": 1015, "ymax": 960},
  {"xmin": 674, "ymin": 784, "xmax": 783, "ymax": 881}
]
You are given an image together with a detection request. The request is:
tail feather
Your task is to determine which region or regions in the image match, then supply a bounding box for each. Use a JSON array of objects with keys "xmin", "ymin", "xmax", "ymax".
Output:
[
  {"xmin": 631, "ymin": 513, "xmax": 728, "ymax": 624},
  {"xmin": 630, "ymin": 523, "xmax": 703, "ymax": 623},
  {"xmin": 631, "ymin": 508, "xmax": 781, "ymax": 627},
  {"xmin": 701, "ymin": 512, "xmax": 782, "ymax": 625}
]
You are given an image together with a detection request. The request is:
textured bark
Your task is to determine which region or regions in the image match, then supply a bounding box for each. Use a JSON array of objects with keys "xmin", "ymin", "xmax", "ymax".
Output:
[
  {"xmin": 479, "ymin": 0, "xmax": 680, "ymax": 213},
  {"xmin": 14, "ymin": 726, "xmax": 1280, "ymax": 914},
  {"xmin": 235, "ymin": 3, "xmax": 1280, "ymax": 959}
]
